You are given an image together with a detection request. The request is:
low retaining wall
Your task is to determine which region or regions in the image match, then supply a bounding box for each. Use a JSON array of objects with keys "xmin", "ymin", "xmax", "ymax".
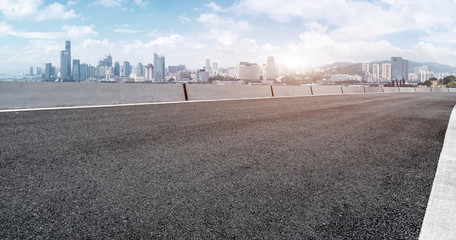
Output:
[
  {"xmin": 364, "ymin": 87, "xmax": 384, "ymax": 93},
  {"xmin": 383, "ymin": 87, "xmax": 400, "ymax": 93},
  {"xmin": 415, "ymin": 87, "xmax": 432, "ymax": 92},
  {"xmin": 399, "ymin": 87, "xmax": 416, "ymax": 92},
  {"xmin": 312, "ymin": 86, "xmax": 342, "ymax": 95},
  {"xmin": 0, "ymin": 82, "xmax": 185, "ymax": 109},
  {"xmin": 272, "ymin": 86, "xmax": 312, "ymax": 97},
  {"xmin": 431, "ymin": 88, "xmax": 449, "ymax": 92},
  {"xmin": 342, "ymin": 87, "xmax": 365, "ymax": 94},
  {"xmin": 186, "ymin": 84, "xmax": 271, "ymax": 100}
]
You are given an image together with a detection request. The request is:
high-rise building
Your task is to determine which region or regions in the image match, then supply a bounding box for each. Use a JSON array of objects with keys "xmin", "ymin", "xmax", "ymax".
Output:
[
  {"xmin": 29, "ymin": 67, "xmax": 33, "ymax": 76},
  {"xmin": 60, "ymin": 40, "xmax": 71, "ymax": 81},
  {"xmin": 114, "ymin": 61, "xmax": 120, "ymax": 77},
  {"xmin": 145, "ymin": 64, "xmax": 154, "ymax": 81},
  {"xmin": 123, "ymin": 61, "xmax": 131, "ymax": 77},
  {"xmin": 212, "ymin": 62, "xmax": 218, "ymax": 75},
  {"xmin": 382, "ymin": 63, "xmax": 391, "ymax": 81},
  {"xmin": 72, "ymin": 59, "xmax": 80, "ymax": 81},
  {"xmin": 153, "ymin": 53, "xmax": 165, "ymax": 82},
  {"xmin": 36, "ymin": 67, "xmax": 42, "ymax": 76},
  {"xmin": 362, "ymin": 63, "xmax": 369, "ymax": 73},
  {"xmin": 237, "ymin": 62, "xmax": 260, "ymax": 82},
  {"xmin": 196, "ymin": 68, "xmax": 209, "ymax": 83},
  {"xmin": 402, "ymin": 60, "xmax": 409, "ymax": 81},
  {"xmin": 391, "ymin": 57, "xmax": 408, "ymax": 81},
  {"xmin": 205, "ymin": 59, "xmax": 211, "ymax": 75},
  {"xmin": 168, "ymin": 64, "xmax": 186, "ymax": 74},
  {"xmin": 45, "ymin": 63, "xmax": 54, "ymax": 81},
  {"xmin": 372, "ymin": 64, "xmax": 380, "ymax": 82},
  {"xmin": 136, "ymin": 62, "xmax": 144, "ymax": 76},
  {"xmin": 266, "ymin": 56, "xmax": 276, "ymax": 80}
]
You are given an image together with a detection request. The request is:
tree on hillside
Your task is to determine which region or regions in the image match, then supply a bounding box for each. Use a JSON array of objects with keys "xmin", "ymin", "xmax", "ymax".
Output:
[{"xmin": 439, "ymin": 75, "xmax": 456, "ymax": 87}]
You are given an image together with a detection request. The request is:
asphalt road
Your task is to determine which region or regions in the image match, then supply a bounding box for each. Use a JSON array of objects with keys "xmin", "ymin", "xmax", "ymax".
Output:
[{"xmin": 1, "ymin": 93, "xmax": 456, "ymax": 239}]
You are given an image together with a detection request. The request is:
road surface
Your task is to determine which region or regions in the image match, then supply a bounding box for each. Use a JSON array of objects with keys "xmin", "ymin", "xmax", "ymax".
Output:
[{"xmin": 1, "ymin": 93, "xmax": 456, "ymax": 239}]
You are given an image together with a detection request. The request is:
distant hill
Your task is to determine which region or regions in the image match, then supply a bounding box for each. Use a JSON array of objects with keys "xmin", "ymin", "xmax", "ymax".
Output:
[{"xmin": 319, "ymin": 60, "xmax": 456, "ymax": 74}]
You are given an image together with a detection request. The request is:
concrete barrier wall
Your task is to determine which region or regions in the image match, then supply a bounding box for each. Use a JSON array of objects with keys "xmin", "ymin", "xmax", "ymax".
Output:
[
  {"xmin": 0, "ymin": 82, "xmax": 185, "ymax": 109},
  {"xmin": 272, "ymin": 86, "xmax": 312, "ymax": 97},
  {"xmin": 186, "ymin": 84, "xmax": 272, "ymax": 100},
  {"xmin": 312, "ymin": 86, "xmax": 342, "ymax": 95},
  {"xmin": 364, "ymin": 87, "xmax": 384, "ymax": 93},
  {"xmin": 415, "ymin": 87, "xmax": 432, "ymax": 92},
  {"xmin": 399, "ymin": 87, "xmax": 416, "ymax": 92},
  {"xmin": 431, "ymin": 88, "xmax": 449, "ymax": 92},
  {"xmin": 448, "ymin": 88, "xmax": 456, "ymax": 92},
  {"xmin": 383, "ymin": 87, "xmax": 400, "ymax": 93},
  {"xmin": 342, "ymin": 87, "xmax": 365, "ymax": 94}
]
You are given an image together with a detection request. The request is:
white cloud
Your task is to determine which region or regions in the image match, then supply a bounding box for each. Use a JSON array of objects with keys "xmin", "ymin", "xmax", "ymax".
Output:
[
  {"xmin": 0, "ymin": 0, "xmax": 42, "ymax": 19},
  {"xmin": 178, "ymin": 15, "xmax": 190, "ymax": 24},
  {"xmin": 0, "ymin": 0, "xmax": 79, "ymax": 21},
  {"xmin": 113, "ymin": 29, "xmax": 142, "ymax": 34},
  {"xmin": 36, "ymin": 2, "xmax": 79, "ymax": 21},
  {"xmin": 205, "ymin": 2, "xmax": 223, "ymax": 12},
  {"xmin": 93, "ymin": 0, "xmax": 123, "ymax": 7},
  {"xmin": 61, "ymin": 25, "xmax": 97, "ymax": 39},
  {"xmin": 197, "ymin": 13, "xmax": 251, "ymax": 46},
  {"xmin": 134, "ymin": 0, "xmax": 147, "ymax": 7},
  {"xmin": 0, "ymin": 21, "xmax": 59, "ymax": 39}
]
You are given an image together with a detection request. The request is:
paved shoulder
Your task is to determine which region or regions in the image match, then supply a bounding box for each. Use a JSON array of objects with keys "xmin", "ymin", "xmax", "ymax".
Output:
[{"xmin": 420, "ymin": 105, "xmax": 456, "ymax": 240}]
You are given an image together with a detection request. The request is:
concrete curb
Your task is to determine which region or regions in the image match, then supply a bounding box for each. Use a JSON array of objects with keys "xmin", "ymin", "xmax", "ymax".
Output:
[{"xmin": 420, "ymin": 104, "xmax": 456, "ymax": 240}]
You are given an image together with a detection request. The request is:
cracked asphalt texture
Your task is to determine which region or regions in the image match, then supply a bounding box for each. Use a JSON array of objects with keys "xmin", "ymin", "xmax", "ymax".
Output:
[{"xmin": 1, "ymin": 93, "xmax": 456, "ymax": 239}]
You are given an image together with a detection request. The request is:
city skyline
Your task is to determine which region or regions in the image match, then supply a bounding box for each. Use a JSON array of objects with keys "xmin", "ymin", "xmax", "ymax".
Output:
[{"xmin": 2, "ymin": 0, "xmax": 456, "ymax": 75}]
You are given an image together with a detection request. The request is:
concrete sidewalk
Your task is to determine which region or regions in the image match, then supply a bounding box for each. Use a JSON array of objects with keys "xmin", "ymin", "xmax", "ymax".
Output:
[{"xmin": 420, "ymin": 105, "xmax": 456, "ymax": 239}]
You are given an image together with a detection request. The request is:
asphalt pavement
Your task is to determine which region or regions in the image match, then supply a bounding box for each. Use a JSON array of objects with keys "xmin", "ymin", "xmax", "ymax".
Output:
[{"xmin": 1, "ymin": 93, "xmax": 456, "ymax": 239}]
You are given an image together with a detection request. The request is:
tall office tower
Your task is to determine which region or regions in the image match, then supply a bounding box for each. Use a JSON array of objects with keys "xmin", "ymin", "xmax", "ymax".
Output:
[
  {"xmin": 402, "ymin": 60, "xmax": 409, "ymax": 81},
  {"xmin": 29, "ymin": 67, "xmax": 33, "ymax": 75},
  {"xmin": 36, "ymin": 67, "xmax": 42, "ymax": 76},
  {"xmin": 72, "ymin": 59, "xmax": 80, "ymax": 81},
  {"xmin": 123, "ymin": 61, "xmax": 131, "ymax": 77},
  {"xmin": 266, "ymin": 56, "xmax": 276, "ymax": 80},
  {"xmin": 153, "ymin": 53, "xmax": 165, "ymax": 82},
  {"xmin": 391, "ymin": 57, "xmax": 408, "ymax": 81},
  {"xmin": 205, "ymin": 59, "xmax": 211, "ymax": 75},
  {"xmin": 80, "ymin": 63, "xmax": 88, "ymax": 81},
  {"xmin": 136, "ymin": 62, "xmax": 144, "ymax": 76},
  {"xmin": 362, "ymin": 63, "xmax": 369, "ymax": 73},
  {"xmin": 114, "ymin": 61, "xmax": 120, "ymax": 77},
  {"xmin": 372, "ymin": 64, "xmax": 380, "ymax": 82},
  {"xmin": 145, "ymin": 64, "xmax": 154, "ymax": 81},
  {"xmin": 45, "ymin": 63, "xmax": 52, "ymax": 81},
  {"xmin": 65, "ymin": 40, "xmax": 71, "ymax": 56},
  {"xmin": 212, "ymin": 62, "xmax": 218, "ymax": 75},
  {"xmin": 382, "ymin": 63, "xmax": 391, "ymax": 81},
  {"xmin": 60, "ymin": 40, "xmax": 72, "ymax": 81},
  {"xmin": 196, "ymin": 68, "xmax": 209, "ymax": 83},
  {"xmin": 237, "ymin": 62, "xmax": 260, "ymax": 82}
]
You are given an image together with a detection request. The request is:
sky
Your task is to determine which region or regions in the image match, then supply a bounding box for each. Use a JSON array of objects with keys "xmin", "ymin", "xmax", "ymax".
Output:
[{"xmin": 1, "ymin": 0, "xmax": 456, "ymax": 75}]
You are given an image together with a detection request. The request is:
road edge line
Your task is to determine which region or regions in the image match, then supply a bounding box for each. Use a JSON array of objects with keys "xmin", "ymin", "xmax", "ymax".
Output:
[{"xmin": 419, "ymin": 104, "xmax": 456, "ymax": 240}]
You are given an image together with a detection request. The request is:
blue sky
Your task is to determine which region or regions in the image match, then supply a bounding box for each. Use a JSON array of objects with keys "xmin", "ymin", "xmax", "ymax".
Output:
[{"xmin": 1, "ymin": 0, "xmax": 456, "ymax": 75}]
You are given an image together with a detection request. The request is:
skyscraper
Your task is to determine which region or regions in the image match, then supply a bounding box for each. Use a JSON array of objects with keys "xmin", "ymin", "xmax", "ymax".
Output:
[
  {"xmin": 123, "ymin": 61, "xmax": 131, "ymax": 77},
  {"xmin": 372, "ymin": 64, "xmax": 380, "ymax": 82},
  {"xmin": 212, "ymin": 62, "xmax": 218, "ymax": 75},
  {"xmin": 266, "ymin": 56, "xmax": 276, "ymax": 80},
  {"xmin": 29, "ymin": 67, "xmax": 33, "ymax": 76},
  {"xmin": 362, "ymin": 63, "xmax": 369, "ymax": 73},
  {"xmin": 114, "ymin": 61, "xmax": 120, "ymax": 77},
  {"xmin": 382, "ymin": 63, "xmax": 391, "ymax": 81},
  {"xmin": 72, "ymin": 59, "xmax": 80, "ymax": 81},
  {"xmin": 153, "ymin": 53, "xmax": 165, "ymax": 82},
  {"xmin": 391, "ymin": 57, "xmax": 408, "ymax": 81},
  {"xmin": 205, "ymin": 59, "xmax": 211, "ymax": 75},
  {"xmin": 237, "ymin": 62, "xmax": 260, "ymax": 82},
  {"xmin": 60, "ymin": 40, "xmax": 71, "ymax": 81}
]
